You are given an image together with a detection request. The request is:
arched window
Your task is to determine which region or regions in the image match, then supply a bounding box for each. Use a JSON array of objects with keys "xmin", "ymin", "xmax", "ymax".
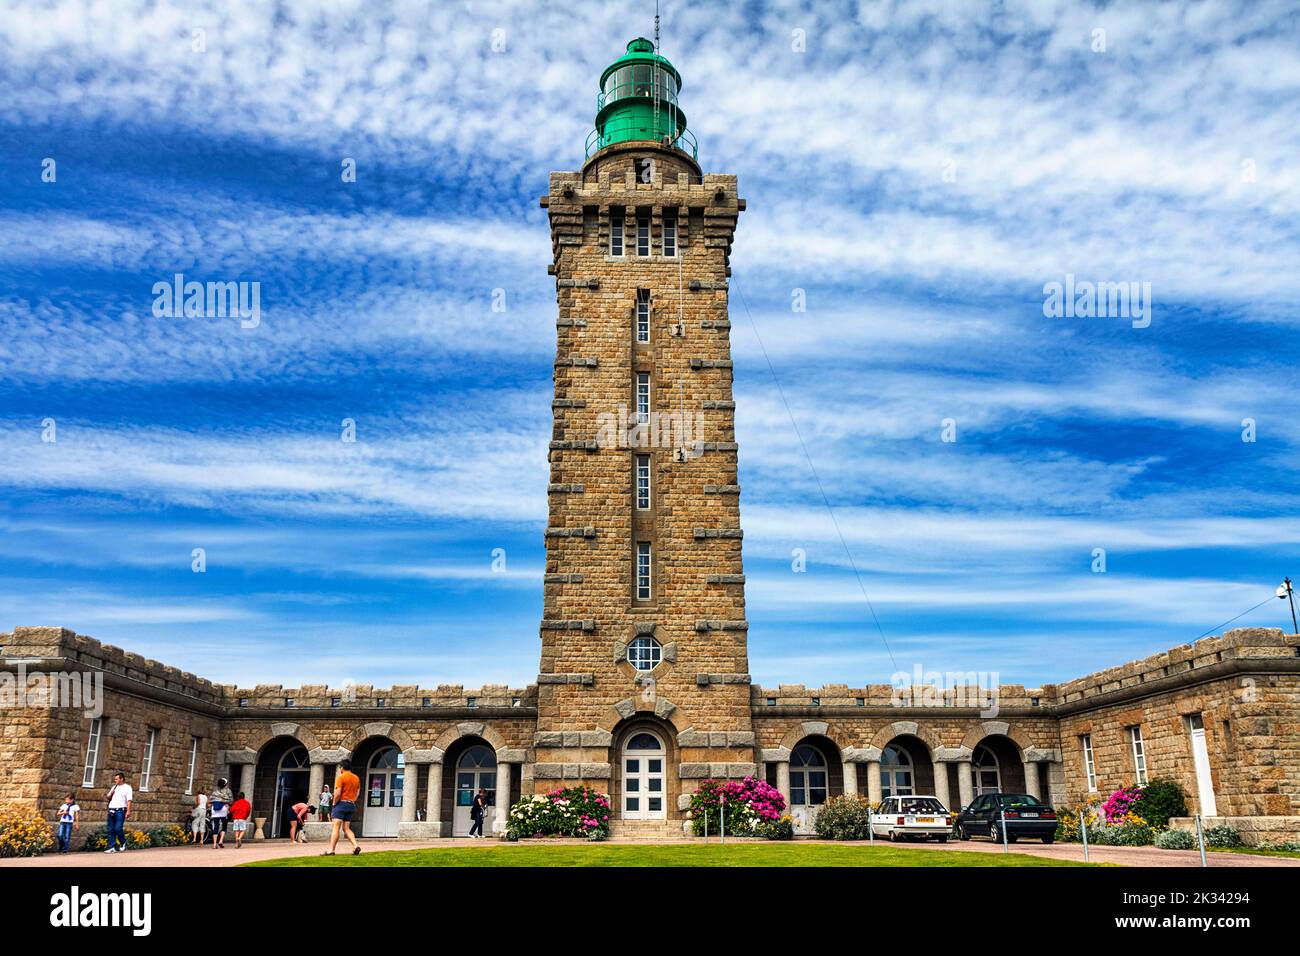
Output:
[
  {"xmin": 879, "ymin": 745, "xmax": 914, "ymax": 797},
  {"xmin": 459, "ymin": 745, "xmax": 497, "ymax": 769},
  {"xmin": 790, "ymin": 744, "xmax": 828, "ymax": 807},
  {"xmin": 972, "ymin": 745, "xmax": 1001, "ymax": 795},
  {"xmin": 628, "ymin": 637, "xmax": 662, "ymax": 671}
]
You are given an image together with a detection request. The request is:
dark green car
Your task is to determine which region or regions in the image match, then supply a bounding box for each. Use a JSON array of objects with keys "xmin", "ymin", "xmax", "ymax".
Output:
[{"xmin": 956, "ymin": 793, "xmax": 1057, "ymax": 843}]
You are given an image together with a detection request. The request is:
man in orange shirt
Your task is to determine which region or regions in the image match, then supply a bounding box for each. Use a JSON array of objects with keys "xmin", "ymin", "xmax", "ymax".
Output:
[{"xmin": 325, "ymin": 758, "xmax": 362, "ymax": 856}]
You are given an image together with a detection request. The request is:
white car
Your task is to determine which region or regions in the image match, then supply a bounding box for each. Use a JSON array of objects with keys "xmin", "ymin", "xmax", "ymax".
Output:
[{"xmin": 871, "ymin": 795, "xmax": 953, "ymax": 842}]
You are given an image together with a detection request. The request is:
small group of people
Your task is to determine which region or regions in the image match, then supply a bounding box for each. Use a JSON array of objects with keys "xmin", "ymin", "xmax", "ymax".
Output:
[
  {"xmin": 188, "ymin": 777, "xmax": 252, "ymax": 848},
  {"xmin": 54, "ymin": 758, "xmax": 381, "ymax": 855}
]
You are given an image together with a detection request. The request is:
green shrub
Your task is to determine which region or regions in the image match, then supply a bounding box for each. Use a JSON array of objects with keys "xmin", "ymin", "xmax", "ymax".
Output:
[
  {"xmin": 1205, "ymin": 825, "xmax": 1243, "ymax": 848},
  {"xmin": 1155, "ymin": 828, "xmax": 1197, "ymax": 850},
  {"xmin": 755, "ymin": 815, "xmax": 795, "ymax": 840},
  {"xmin": 1260, "ymin": 841, "xmax": 1300, "ymax": 852},
  {"xmin": 813, "ymin": 795, "xmax": 874, "ymax": 840},
  {"xmin": 147, "ymin": 824, "xmax": 187, "ymax": 848},
  {"xmin": 1131, "ymin": 778, "xmax": 1188, "ymax": 829}
]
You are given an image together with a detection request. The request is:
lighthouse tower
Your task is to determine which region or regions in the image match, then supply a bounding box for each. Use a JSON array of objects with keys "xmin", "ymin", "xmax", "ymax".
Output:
[{"xmin": 534, "ymin": 38, "xmax": 752, "ymax": 831}]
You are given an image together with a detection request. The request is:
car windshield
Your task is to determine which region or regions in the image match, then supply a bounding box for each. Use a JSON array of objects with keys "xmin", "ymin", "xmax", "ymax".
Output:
[
  {"xmin": 899, "ymin": 798, "xmax": 945, "ymax": 814},
  {"xmin": 999, "ymin": 795, "xmax": 1043, "ymax": 808}
]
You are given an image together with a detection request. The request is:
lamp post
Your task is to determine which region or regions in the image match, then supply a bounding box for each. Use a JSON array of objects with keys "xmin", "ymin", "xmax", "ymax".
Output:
[{"xmin": 1279, "ymin": 578, "xmax": 1298, "ymax": 635}]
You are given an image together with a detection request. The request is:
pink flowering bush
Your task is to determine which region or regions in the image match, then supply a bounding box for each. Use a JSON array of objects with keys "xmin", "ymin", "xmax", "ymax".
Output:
[
  {"xmin": 688, "ymin": 777, "xmax": 786, "ymax": 837},
  {"xmin": 1102, "ymin": 785, "xmax": 1143, "ymax": 824},
  {"xmin": 507, "ymin": 787, "xmax": 611, "ymax": 839}
]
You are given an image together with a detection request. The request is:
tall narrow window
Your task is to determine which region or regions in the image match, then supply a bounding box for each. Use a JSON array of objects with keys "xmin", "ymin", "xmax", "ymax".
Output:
[
  {"xmin": 635, "ymin": 454, "xmax": 651, "ymax": 509},
  {"xmin": 186, "ymin": 735, "xmax": 199, "ymax": 794},
  {"xmin": 610, "ymin": 212, "xmax": 624, "ymax": 257},
  {"xmin": 636, "ymin": 542, "xmax": 652, "ymax": 600},
  {"xmin": 663, "ymin": 214, "xmax": 677, "ymax": 257},
  {"xmin": 636, "ymin": 214, "xmax": 650, "ymax": 256},
  {"xmin": 635, "ymin": 289, "xmax": 650, "ymax": 343},
  {"xmin": 82, "ymin": 717, "xmax": 102, "ymax": 788},
  {"xmin": 1081, "ymin": 734, "xmax": 1097, "ymax": 792},
  {"xmin": 140, "ymin": 728, "xmax": 157, "ymax": 792},
  {"xmin": 1129, "ymin": 726, "xmax": 1148, "ymax": 785},
  {"xmin": 635, "ymin": 373, "xmax": 650, "ymax": 424}
]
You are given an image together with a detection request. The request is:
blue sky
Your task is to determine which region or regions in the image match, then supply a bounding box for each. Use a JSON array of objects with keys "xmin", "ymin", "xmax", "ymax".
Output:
[{"xmin": 1, "ymin": 0, "xmax": 1298, "ymax": 690}]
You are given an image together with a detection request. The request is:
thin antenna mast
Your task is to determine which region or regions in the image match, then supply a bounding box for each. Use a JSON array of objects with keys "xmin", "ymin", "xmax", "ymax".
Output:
[{"xmin": 653, "ymin": 0, "xmax": 662, "ymax": 144}]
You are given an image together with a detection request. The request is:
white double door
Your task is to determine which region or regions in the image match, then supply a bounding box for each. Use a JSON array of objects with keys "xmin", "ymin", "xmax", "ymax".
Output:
[
  {"xmin": 453, "ymin": 745, "xmax": 498, "ymax": 836},
  {"xmin": 361, "ymin": 747, "xmax": 404, "ymax": 837},
  {"xmin": 621, "ymin": 731, "xmax": 666, "ymax": 819}
]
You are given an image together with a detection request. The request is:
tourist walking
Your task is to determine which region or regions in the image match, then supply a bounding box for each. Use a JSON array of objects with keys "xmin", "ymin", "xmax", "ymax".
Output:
[
  {"xmin": 230, "ymin": 791, "xmax": 252, "ymax": 847},
  {"xmin": 209, "ymin": 777, "xmax": 233, "ymax": 849},
  {"xmin": 105, "ymin": 772, "xmax": 132, "ymax": 853},
  {"xmin": 318, "ymin": 783, "xmax": 332, "ymax": 821},
  {"xmin": 56, "ymin": 792, "xmax": 80, "ymax": 853},
  {"xmin": 324, "ymin": 758, "xmax": 361, "ymax": 856},
  {"xmin": 469, "ymin": 787, "xmax": 488, "ymax": 838}
]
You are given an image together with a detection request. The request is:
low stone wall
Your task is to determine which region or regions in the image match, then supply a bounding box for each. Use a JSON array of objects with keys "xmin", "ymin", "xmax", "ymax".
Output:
[{"xmin": 1169, "ymin": 815, "xmax": 1300, "ymax": 846}]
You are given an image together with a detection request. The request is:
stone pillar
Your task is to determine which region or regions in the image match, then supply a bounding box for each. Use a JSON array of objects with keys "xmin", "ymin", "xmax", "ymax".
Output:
[
  {"xmin": 238, "ymin": 762, "xmax": 256, "ymax": 807},
  {"xmin": 495, "ymin": 762, "xmax": 513, "ymax": 834},
  {"xmin": 306, "ymin": 763, "xmax": 323, "ymax": 814},
  {"xmin": 402, "ymin": 762, "xmax": 419, "ymax": 824},
  {"xmin": 1023, "ymin": 760, "xmax": 1041, "ymax": 800},
  {"xmin": 933, "ymin": 761, "xmax": 952, "ymax": 811},
  {"xmin": 957, "ymin": 759, "xmax": 974, "ymax": 810},
  {"xmin": 426, "ymin": 760, "xmax": 443, "ymax": 834},
  {"xmin": 866, "ymin": 760, "xmax": 882, "ymax": 806},
  {"xmin": 842, "ymin": 760, "xmax": 859, "ymax": 797},
  {"xmin": 776, "ymin": 760, "xmax": 791, "ymax": 809},
  {"xmin": 1047, "ymin": 760, "xmax": 1065, "ymax": 806}
]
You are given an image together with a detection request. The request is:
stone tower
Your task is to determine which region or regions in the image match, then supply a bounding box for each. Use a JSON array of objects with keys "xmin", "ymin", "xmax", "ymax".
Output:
[{"xmin": 534, "ymin": 38, "xmax": 755, "ymax": 824}]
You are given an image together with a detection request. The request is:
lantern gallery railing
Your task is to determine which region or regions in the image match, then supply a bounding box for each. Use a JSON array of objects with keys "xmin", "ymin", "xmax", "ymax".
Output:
[{"xmin": 585, "ymin": 123, "xmax": 698, "ymax": 160}]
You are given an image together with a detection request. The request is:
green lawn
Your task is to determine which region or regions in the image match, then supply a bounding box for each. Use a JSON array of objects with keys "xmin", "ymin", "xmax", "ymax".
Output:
[
  {"xmin": 1218, "ymin": 846, "xmax": 1300, "ymax": 860},
  {"xmin": 245, "ymin": 842, "xmax": 1096, "ymax": 868}
]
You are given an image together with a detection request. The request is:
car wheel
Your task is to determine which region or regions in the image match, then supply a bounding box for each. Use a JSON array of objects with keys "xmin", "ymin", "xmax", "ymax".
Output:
[
  {"xmin": 957, "ymin": 824, "xmax": 970, "ymax": 841},
  {"xmin": 888, "ymin": 829, "xmax": 899, "ymax": 842},
  {"xmin": 937, "ymin": 835, "xmax": 949, "ymax": 844},
  {"xmin": 989, "ymin": 822, "xmax": 1001, "ymax": 843},
  {"xmin": 1042, "ymin": 834, "xmax": 1054, "ymax": 845}
]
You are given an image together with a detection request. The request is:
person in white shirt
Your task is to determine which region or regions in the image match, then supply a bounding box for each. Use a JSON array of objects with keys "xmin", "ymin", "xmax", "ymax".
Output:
[
  {"xmin": 208, "ymin": 778, "xmax": 233, "ymax": 849},
  {"xmin": 56, "ymin": 793, "xmax": 80, "ymax": 853},
  {"xmin": 105, "ymin": 772, "xmax": 133, "ymax": 853},
  {"xmin": 190, "ymin": 791, "xmax": 208, "ymax": 844}
]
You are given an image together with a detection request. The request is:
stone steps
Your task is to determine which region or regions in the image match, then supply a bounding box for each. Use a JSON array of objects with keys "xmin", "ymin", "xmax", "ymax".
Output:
[{"xmin": 607, "ymin": 819, "xmax": 688, "ymax": 840}]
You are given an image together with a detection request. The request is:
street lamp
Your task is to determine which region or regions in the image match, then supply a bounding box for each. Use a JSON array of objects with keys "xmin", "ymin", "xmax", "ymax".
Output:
[{"xmin": 1279, "ymin": 578, "xmax": 1298, "ymax": 634}]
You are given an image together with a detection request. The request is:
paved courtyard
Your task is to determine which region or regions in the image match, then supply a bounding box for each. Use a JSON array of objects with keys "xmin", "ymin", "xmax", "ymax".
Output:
[{"xmin": 2, "ymin": 837, "xmax": 1295, "ymax": 868}]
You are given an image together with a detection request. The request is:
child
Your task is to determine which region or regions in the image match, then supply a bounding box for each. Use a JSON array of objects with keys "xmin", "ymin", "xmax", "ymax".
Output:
[
  {"xmin": 229, "ymin": 792, "xmax": 252, "ymax": 847},
  {"xmin": 56, "ymin": 793, "xmax": 80, "ymax": 853}
]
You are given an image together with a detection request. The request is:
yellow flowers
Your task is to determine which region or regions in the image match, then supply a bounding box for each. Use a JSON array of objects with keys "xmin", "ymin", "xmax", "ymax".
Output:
[{"xmin": 0, "ymin": 803, "xmax": 56, "ymax": 858}]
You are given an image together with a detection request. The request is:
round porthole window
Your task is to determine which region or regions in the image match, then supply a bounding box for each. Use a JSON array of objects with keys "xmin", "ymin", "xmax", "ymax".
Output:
[{"xmin": 627, "ymin": 636, "xmax": 662, "ymax": 671}]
